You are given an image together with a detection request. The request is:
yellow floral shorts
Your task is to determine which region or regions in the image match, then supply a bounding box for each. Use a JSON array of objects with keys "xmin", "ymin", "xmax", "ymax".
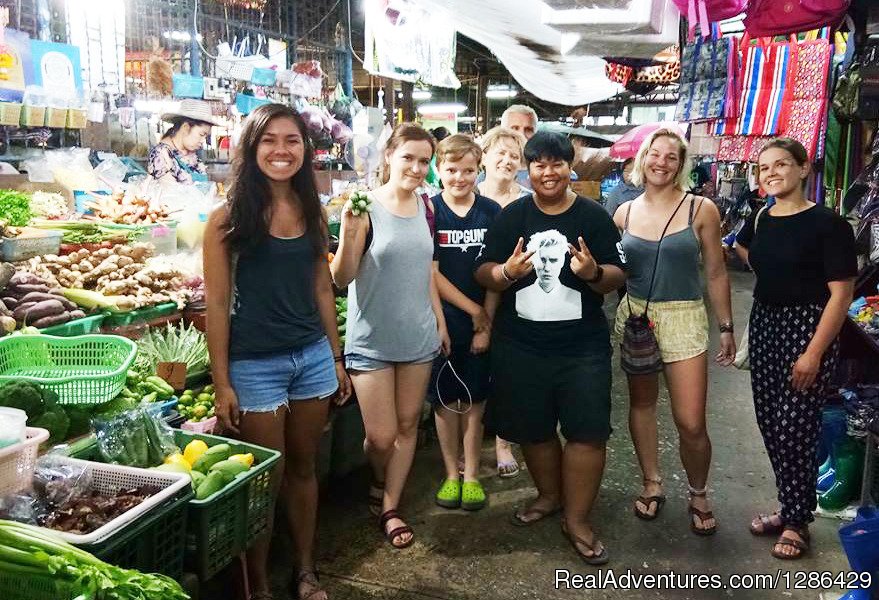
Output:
[{"xmin": 614, "ymin": 295, "xmax": 709, "ymax": 364}]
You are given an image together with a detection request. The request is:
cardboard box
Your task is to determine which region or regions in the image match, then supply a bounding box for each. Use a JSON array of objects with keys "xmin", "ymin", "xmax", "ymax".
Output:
[{"xmin": 571, "ymin": 180, "xmax": 601, "ymax": 200}]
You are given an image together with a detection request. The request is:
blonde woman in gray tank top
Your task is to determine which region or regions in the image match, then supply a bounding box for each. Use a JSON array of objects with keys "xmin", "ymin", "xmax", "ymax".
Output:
[
  {"xmin": 611, "ymin": 128, "xmax": 734, "ymax": 535},
  {"xmin": 331, "ymin": 123, "xmax": 450, "ymax": 550}
]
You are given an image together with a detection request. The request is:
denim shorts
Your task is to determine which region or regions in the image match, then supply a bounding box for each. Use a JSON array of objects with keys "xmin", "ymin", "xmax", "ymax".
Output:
[
  {"xmin": 229, "ymin": 336, "xmax": 339, "ymax": 413},
  {"xmin": 345, "ymin": 349, "xmax": 440, "ymax": 372}
]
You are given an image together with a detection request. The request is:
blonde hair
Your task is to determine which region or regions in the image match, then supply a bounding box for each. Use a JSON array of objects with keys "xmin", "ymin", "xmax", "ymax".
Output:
[
  {"xmin": 630, "ymin": 128, "xmax": 692, "ymax": 190},
  {"xmin": 381, "ymin": 122, "xmax": 436, "ymax": 184},
  {"xmin": 480, "ymin": 126, "xmax": 526, "ymax": 158},
  {"xmin": 435, "ymin": 134, "xmax": 481, "ymax": 167}
]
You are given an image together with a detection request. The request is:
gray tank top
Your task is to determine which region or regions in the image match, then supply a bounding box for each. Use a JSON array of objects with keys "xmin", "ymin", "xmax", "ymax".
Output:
[
  {"xmin": 621, "ymin": 197, "xmax": 703, "ymax": 302},
  {"xmin": 346, "ymin": 194, "xmax": 440, "ymax": 361}
]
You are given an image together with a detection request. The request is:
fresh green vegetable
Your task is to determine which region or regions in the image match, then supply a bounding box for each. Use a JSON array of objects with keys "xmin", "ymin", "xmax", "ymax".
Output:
[
  {"xmin": 63, "ymin": 405, "xmax": 92, "ymax": 438},
  {"xmin": 0, "ymin": 380, "xmax": 45, "ymax": 419},
  {"xmin": 0, "ymin": 189, "xmax": 33, "ymax": 227},
  {"xmin": 29, "ymin": 406, "xmax": 69, "ymax": 445},
  {"xmin": 0, "ymin": 519, "xmax": 189, "ymax": 599},
  {"xmin": 30, "ymin": 219, "xmax": 142, "ymax": 244},
  {"xmin": 135, "ymin": 322, "xmax": 209, "ymax": 374}
]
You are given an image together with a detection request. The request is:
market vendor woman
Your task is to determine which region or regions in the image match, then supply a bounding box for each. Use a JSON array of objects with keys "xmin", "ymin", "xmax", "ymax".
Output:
[{"xmin": 148, "ymin": 99, "xmax": 220, "ymax": 185}]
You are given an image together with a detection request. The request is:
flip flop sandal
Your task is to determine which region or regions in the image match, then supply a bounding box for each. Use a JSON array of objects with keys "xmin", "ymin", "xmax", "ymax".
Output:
[
  {"xmin": 497, "ymin": 460, "xmax": 520, "ymax": 479},
  {"xmin": 379, "ymin": 509, "xmax": 414, "ymax": 549},
  {"xmin": 749, "ymin": 512, "xmax": 784, "ymax": 536},
  {"xmin": 561, "ymin": 522, "xmax": 609, "ymax": 566},
  {"xmin": 633, "ymin": 495, "xmax": 666, "ymax": 520},
  {"xmin": 688, "ymin": 487, "xmax": 717, "ymax": 536},
  {"xmin": 435, "ymin": 478, "xmax": 462, "ymax": 509},
  {"xmin": 368, "ymin": 479, "xmax": 384, "ymax": 516},
  {"xmin": 461, "ymin": 480, "xmax": 486, "ymax": 511},
  {"xmin": 771, "ymin": 527, "xmax": 810, "ymax": 560},
  {"xmin": 293, "ymin": 570, "xmax": 327, "ymax": 600},
  {"xmin": 510, "ymin": 503, "xmax": 562, "ymax": 527}
]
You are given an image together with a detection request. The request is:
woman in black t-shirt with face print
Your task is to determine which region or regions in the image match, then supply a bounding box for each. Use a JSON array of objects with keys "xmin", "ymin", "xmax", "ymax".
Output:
[{"xmin": 735, "ymin": 138, "xmax": 857, "ymax": 561}]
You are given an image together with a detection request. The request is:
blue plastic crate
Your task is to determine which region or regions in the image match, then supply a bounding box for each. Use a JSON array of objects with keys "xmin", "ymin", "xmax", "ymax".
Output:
[
  {"xmin": 235, "ymin": 94, "xmax": 271, "ymax": 115},
  {"xmin": 251, "ymin": 68, "xmax": 277, "ymax": 86},
  {"xmin": 173, "ymin": 74, "xmax": 205, "ymax": 99}
]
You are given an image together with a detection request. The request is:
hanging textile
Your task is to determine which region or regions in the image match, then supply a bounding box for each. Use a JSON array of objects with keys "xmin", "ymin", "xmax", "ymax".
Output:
[
  {"xmin": 675, "ymin": 27, "xmax": 734, "ymax": 122},
  {"xmin": 716, "ymin": 135, "xmax": 772, "ymax": 162},
  {"xmin": 781, "ymin": 38, "xmax": 833, "ymax": 160}
]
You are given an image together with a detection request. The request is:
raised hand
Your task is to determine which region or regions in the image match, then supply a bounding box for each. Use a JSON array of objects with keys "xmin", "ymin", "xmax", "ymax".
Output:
[
  {"xmin": 503, "ymin": 237, "xmax": 535, "ymax": 280},
  {"xmin": 568, "ymin": 236, "xmax": 598, "ymax": 281}
]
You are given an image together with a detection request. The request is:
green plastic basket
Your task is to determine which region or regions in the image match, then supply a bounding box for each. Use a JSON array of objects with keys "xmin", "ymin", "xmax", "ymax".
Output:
[
  {"xmin": 69, "ymin": 430, "xmax": 281, "ymax": 581},
  {"xmin": 38, "ymin": 313, "xmax": 105, "ymax": 337},
  {"xmin": 103, "ymin": 302, "xmax": 179, "ymax": 328},
  {"xmin": 0, "ymin": 334, "xmax": 137, "ymax": 405},
  {"xmin": 0, "ymin": 572, "xmax": 78, "ymax": 600}
]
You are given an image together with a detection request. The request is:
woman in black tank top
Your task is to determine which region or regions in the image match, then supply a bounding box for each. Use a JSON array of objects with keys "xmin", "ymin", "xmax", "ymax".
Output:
[{"xmin": 204, "ymin": 104, "xmax": 351, "ymax": 600}]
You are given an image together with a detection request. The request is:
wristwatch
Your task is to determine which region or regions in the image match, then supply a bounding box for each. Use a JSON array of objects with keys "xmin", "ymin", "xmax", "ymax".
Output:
[
  {"xmin": 585, "ymin": 264, "xmax": 604, "ymax": 284},
  {"xmin": 719, "ymin": 322, "xmax": 734, "ymax": 334}
]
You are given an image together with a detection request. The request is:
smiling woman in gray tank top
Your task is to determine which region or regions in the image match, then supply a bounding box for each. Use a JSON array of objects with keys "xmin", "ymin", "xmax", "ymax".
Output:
[
  {"xmin": 331, "ymin": 123, "xmax": 449, "ymax": 552},
  {"xmin": 611, "ymin": 128, "xmax": 734, "ymax": 537}
]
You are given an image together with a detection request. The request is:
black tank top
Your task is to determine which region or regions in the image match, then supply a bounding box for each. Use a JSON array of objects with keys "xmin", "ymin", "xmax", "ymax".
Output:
[{"xmin": 229, "ymin": 235, "xmax": 324, "ymax": 359}]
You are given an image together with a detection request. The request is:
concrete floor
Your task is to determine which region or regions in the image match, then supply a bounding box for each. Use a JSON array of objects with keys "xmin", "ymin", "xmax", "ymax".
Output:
[{"xmin": 267, "ymin": 270, "xmax": 853, "ymax": 600}]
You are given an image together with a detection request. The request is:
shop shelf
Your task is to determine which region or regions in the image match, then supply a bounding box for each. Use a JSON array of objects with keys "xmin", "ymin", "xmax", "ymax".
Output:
[
  {"xmin": 38, "ymin": 313, "xmax": 105, "ymax": 336},
  {"xmin": 0, "ymin": 334, "xmax": 137, "ymax": 405}
]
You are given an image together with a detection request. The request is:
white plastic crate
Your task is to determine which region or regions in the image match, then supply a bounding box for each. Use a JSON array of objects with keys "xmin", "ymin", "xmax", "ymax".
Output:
[
  {"xmin": 0, "ymin": 427, "xmax": 49, "ymax": 496},
  {"xmin": 37, "ymin": 456, "xmax": 190, "ymax": 545}
]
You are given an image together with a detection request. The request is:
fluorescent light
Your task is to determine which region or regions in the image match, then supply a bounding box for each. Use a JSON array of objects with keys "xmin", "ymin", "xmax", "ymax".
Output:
[
  {"xmin": 417, "ymin": 103, "xmax": 467, "ymax": 115},
  {"xmin": 486, "ymin": 89, "xmax": 518, "ymax": 99},
  {"xmin": 412, "ymin": 90, "xmax": 432, "ymax": 100},
  {"xmin": 458, "ymin": 116, "xmax": 476, "ymax": 123},
  {"xmin": 162, "ymin": 31, "xmax": 202, "ymax": 42}
]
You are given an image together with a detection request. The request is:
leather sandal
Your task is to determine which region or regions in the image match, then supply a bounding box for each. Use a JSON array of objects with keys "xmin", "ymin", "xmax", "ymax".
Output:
[
  {"xmin": 561, "ymin": 520, "xmax": 609, "ymax": 566},
  {"xmin": 293, "ymin": 568, "xmax": 327, "ymax": 600},
  {"xmin": 379, "ymin": 509, "xmax": 414, "ymax": 549},
  {"xmin": 688, "ymin": 486, "xmax": 717, "ymax": 536},
  {"xmin": 771, "ymin": 526, "xmax": 810, "ymax": 560},
  {"xmin": 634, "ymin": 477, "xmax": 666, "ymax": 521},
  {"xmin": 749, "ymin": 511, "xmax": 784, "ymax": 536}
]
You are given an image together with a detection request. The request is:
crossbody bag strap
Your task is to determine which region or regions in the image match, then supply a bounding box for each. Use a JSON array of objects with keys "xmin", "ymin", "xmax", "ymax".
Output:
[{"xmin": 641, "ymin": 193, "xmax": 689, "ymax": 316}]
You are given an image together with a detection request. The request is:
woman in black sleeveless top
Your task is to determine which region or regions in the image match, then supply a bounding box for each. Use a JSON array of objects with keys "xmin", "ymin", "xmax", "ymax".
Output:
[{"xmin": 204, "ymin": 104, "xmax": 351, "ymax": 600}]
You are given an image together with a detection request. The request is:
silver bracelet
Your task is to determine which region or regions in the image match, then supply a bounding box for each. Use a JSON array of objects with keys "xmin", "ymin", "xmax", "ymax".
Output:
[{"xmin": 501, "ymin": 264, "xmax": 517, "ymax": 282}]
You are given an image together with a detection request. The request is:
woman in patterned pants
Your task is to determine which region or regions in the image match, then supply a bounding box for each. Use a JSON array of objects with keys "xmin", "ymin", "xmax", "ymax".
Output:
[{"xmin": 735, "ymin": 138, "xmax": 856, "ymax": 560}]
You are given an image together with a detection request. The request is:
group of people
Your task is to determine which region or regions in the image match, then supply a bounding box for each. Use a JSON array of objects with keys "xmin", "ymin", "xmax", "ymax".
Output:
[{"xmin": 203, "ymin": 102, "xmax": 857, "ymax": 600}]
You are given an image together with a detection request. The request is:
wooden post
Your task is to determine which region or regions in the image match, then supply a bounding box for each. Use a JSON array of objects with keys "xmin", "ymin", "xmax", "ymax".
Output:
[
  {"xmin": 401, "ymin": 81, "xmax": 415, "ymax": 122},
  {"xmin": 382, "ymin": 78, "xmax": 396, "ymax": 124}
]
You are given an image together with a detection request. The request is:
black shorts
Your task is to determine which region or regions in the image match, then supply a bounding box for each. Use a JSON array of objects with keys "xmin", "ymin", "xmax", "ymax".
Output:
[
  {"xmin": 429, "ymin": 346, "xmax": 491, "ymax": 408},
  {"xmin": 486, "ymin": 336, "xmax": 612, "ymax": 445}
]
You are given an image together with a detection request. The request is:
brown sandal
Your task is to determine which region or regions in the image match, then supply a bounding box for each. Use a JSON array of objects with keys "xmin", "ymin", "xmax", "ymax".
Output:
[
  {"xmin": 379, "ymin": 509, "xmax": 414, "ymax": 549},
  {"xmin": 771, "ymin": 526, "xmax": 810, "ymax": 560},
  {"xmin": 749, "ymin": 512, "xmax": 784, "ymax": 536},
  {"xmin": 561, "ymin": 520, "xmax": 609, "ymax": 566},
  {"xmin": 688, "ymin": 486, "xmax": 717, "ymax": 536},
  {"xmin": 634, "ymin": 477, "xmax": 666, "ymax": 521},
  {"xmin": 294, "ymin": 569, "xmax": 327, "ymax": 600}
]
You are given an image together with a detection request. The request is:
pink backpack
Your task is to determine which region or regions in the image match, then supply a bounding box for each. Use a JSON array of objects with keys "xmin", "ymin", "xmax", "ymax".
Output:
[
  {"xmin": 743, "ymin": 0, "xmax": 850, "ymax": 37},
  {"xmin": 672, "ymin": 0, "xmax": 747, "ymax": 39}
]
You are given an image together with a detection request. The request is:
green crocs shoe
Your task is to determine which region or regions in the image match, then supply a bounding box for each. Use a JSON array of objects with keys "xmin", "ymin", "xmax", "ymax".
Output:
[
  {"xmin": 435, "ymin": 478, "xmax": 462, "ymax": 509},
  {"xmin": 461, "ymin": 480, "xmax": 486, "ymax": 511}
]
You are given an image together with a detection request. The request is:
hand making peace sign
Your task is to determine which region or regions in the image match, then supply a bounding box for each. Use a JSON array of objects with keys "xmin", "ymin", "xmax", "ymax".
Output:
[
  {"xmin": 503, "ymin": 237, "xmax": 535, "ymax": 280},
  {"xmin": 568, "ymin": 236, "xmax": 599, "ymax": 281}
]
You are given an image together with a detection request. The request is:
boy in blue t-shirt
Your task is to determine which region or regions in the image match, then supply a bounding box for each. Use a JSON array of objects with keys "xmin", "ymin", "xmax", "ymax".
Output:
[{"xmin": 431, "ymin": 134, "xmax": 501, "ymax": 511}]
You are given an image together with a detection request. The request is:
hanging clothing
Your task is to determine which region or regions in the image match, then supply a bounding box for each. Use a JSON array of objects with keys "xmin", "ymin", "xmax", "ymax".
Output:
[
  {"xmin": 749, "ymin": 301, "xmax": 839, "ymax": 526},
  {"xmin": 148, "ymin": 142, "xmax": 209, "ymax": 184}
]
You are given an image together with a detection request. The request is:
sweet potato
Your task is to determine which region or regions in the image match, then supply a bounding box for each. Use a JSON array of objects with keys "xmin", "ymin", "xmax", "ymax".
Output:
[
  {"xmin": 18, "ymin": 292, "xmax": 77, "ymax": 312},
  {"xmin": 8, "ymin": 272, "xmax": 43, "ymax": 286},
  {"xmin": 6, "ymin": 284, "xmax": 50, "ymax": 298},
  {"xmin": 16, "ymin": 299, "xmax": 66, "ymax": 324},
  {"xmin": 2, "ymin": 297, "xmax": 17, "ymax": 309},
  {"xmin": 31, "ymin": 313, "xmax": 72, "ymax": 328},
  {"xmin": 68, "ymin": 310, "xmax": 86, "ymax": 320},
  {"xmin": 12, "ymin": 302, "xmax": 37, "ymax": 320}
]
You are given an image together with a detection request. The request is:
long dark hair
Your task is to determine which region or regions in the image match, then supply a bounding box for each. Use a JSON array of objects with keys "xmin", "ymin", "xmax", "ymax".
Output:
[{"xmin": 224, "ymin": 104, "xmax": 326, "ymax": 255}]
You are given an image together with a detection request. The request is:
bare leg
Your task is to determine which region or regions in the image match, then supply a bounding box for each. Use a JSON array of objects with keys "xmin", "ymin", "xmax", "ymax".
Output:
[
  {"xmin": 434, "ymin": 405, "xmax": 462, "ymax": 481},
  {"xmin": 350, "ymin": 368, "xmax": 397, "ymax": 484},
  {"xmin": 238, "ymin": 408, "xmax": 287, "ymax": 596},
  {"xmin": 562, "ymin": 441, "xmax": 608, "ymax": 559},
  {"xmin": 628, "ymin": 373, "xmax": 663, "ymax": 516},
  {"xmin": 461, "ymin": 403, "xmax": 485, "ymax": 482},
  {"xmin": 283, "ymin": 398, "xmax": 330, "ymax": 600},
  {"xmin": 516, "ymin": 437, "xmax": 563, "ymax": 521},
  {"xmin": 665, "ymin": 353, "xmax": 715, "ymax": 531}
]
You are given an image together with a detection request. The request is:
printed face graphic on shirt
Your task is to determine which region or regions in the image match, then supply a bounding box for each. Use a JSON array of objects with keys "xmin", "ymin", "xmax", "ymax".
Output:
[{"xmin": 516, "ymin": 229, "xmax": 582, "ymax": 322}]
